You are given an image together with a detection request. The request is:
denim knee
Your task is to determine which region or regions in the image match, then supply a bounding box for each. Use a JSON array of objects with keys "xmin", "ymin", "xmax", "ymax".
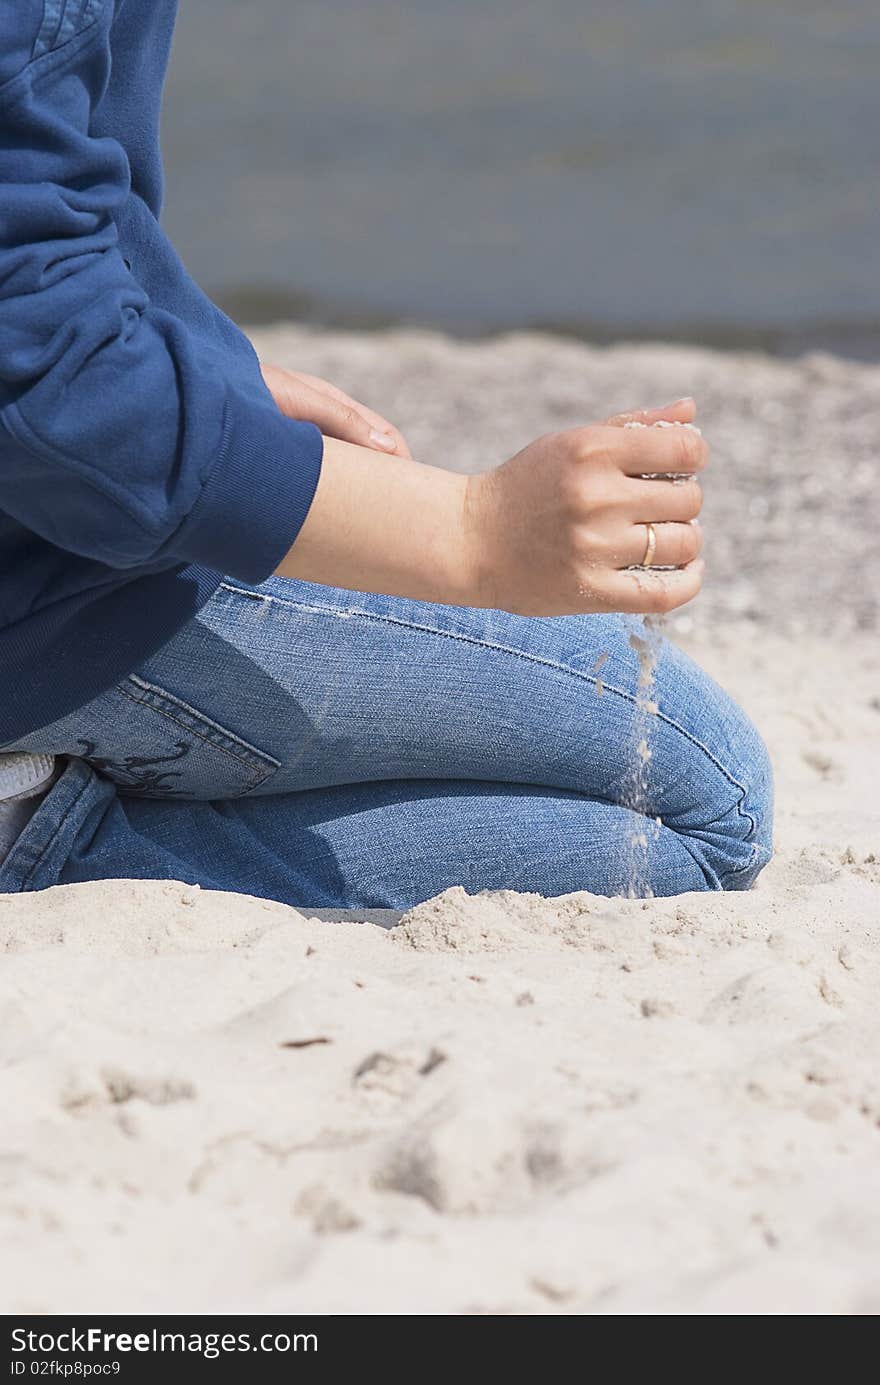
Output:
[{"xmin": 697, "ymin": 709, "xmax": 774, "ymax": 892}]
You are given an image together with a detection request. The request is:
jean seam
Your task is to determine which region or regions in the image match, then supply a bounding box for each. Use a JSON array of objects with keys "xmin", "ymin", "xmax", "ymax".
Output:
[
  {"xmin": 18, "ymin": 765, "xmax": 96, "ymax": 892},
  {"xmin": 718, "ymin": 839, "xmax": 760, "ymax": 886},
  {"xmin": 217, "ymin": 583, "xmax": 759, "ymax": 844}
]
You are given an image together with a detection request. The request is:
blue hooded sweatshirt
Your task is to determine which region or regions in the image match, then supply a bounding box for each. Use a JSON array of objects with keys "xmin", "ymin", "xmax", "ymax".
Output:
[{"xmin": 0, "ymin": 1, "xmax": 324, "ymax": 743}]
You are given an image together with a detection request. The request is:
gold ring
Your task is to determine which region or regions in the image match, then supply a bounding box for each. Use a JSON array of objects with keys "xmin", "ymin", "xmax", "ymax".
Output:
[{"xmin": 641, "ymin": 523, "xmax": 657, "ymax": 567}]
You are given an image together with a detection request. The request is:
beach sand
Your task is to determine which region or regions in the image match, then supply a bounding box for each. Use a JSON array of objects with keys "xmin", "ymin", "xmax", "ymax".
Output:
[{"xmin": 1, "ymin": 330, "xmax": 878, "ymax": 1315}]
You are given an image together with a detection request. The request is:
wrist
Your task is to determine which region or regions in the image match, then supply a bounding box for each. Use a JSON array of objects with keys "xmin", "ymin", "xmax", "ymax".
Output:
[
  {"xmin": 409, "ymin": 462, "xmax": 475, "ymax": 607},
  {"xmin": 461, "ymin": 470, "xmax": 501, "ymax": 610},
  {"xmin": 276, "ymin": 435, "xmax": 478, "ymax": 608}
]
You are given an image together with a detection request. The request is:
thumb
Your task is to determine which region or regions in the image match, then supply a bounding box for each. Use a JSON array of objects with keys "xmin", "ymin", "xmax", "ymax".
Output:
[{"xmin": 605, "ymin": 397, "xmax": 697, "ymax": 428}]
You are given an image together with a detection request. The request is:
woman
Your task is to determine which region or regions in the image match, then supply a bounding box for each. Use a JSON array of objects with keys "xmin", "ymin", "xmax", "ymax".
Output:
[{"xmin": 0, "ymin": 1, "xmax": 772, "ymax": 906}]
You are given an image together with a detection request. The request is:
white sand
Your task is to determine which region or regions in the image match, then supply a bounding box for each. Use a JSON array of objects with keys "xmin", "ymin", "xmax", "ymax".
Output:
[{"xmin": 1, "ymin": 331, "xmax": 878, "ymax": 1315}]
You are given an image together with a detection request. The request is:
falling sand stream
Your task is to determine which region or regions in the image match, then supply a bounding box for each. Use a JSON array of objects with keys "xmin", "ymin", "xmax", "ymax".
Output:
[
  {"xmin": 620, "ymin": 616, "xmax": 663, "ymax": 897},
  {"xmin": 602, "ymin": 419, "xmax": 701, "ymax": 897}
]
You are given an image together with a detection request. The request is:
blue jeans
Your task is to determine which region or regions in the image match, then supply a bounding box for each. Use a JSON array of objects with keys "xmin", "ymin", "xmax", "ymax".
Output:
[{"xmin": 0, "ymin": 577, "xmax": 773, "ymax": 906}]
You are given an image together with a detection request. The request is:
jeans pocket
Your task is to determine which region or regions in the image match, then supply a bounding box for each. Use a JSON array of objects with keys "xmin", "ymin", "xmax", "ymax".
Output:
[{"xmin": 74, "ymin": 673, "xmax": 281, "ymax": 800}]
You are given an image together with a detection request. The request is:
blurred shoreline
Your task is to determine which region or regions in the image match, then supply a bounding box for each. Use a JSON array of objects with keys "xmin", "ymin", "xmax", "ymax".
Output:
[
  {"xmin": 225, "ymin": 290, "xmax": 880, "ymax": 362},
  {"xmin": 165, "ymin": 2, "xmax": 880, "ymax": 369}
]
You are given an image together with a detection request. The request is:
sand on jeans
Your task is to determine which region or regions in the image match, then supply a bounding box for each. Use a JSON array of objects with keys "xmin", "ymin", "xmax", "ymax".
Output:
[{"xmin": 1, "ymin": 329, "xmax": 878, "ymax": 1315}]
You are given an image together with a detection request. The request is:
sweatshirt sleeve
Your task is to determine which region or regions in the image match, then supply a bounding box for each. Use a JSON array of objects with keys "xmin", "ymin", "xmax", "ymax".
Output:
[{"xmin": 0, "ymin": 4, "xmax": 323, "ymax": 582}]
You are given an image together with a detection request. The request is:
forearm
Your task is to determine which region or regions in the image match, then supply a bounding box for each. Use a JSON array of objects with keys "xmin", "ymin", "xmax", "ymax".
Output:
[{"xmin": 274, "ymin": 436, "xmax": 476, "ymax": 605}]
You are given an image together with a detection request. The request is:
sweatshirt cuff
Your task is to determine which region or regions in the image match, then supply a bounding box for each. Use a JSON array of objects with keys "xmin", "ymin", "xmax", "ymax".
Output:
[{"xmin": 175, "ymin": 396, "xmax": 324, "ymax": 584}]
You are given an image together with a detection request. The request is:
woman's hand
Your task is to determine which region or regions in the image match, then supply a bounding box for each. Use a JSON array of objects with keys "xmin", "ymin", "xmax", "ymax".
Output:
[
  {"xmin": 260, "ymin": 362, "xmax": 412, "ymax": 458},
  {"xmin": 275, "ymin": 398, "xmax": 706, "ymax": 619},
  {"xmin": 462, "ymin": 398, "xmax": 706, "ymax": 616}
]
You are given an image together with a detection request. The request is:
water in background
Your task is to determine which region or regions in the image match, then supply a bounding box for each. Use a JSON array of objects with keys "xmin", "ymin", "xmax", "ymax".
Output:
[{"xmin": 162, "ymin": 0, "xmax": 880, "ymax": 357}]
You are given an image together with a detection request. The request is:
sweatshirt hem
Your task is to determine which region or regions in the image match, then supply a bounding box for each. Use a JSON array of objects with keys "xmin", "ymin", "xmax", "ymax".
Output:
[{"xmin": 0, "ymin": 563, "xmax": 223, "ymax": 745}]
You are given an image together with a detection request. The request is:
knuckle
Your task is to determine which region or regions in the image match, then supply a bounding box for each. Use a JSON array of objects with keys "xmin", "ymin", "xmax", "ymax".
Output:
[
  {"xmin": 663, "ymin": 427, "xmax": 704, "ymax": 473},
  {"xmin": 676, "ymin": 525, "xmax": 701, "ymax": 563},
  {"xmin": 574, "ymin": 523, "xmax": 612, "ymax": 565},
  {"xmin": 577, "ymin": 423, "xmax": 602, "ymax": 450},
  {"xmin": 678, "ymin": 483, "xmax": 703, "ymax": 519},
  {"xmin": 691, "ymin": 434, "xmax": 710, "ymax": 470},
  {"xmin": 671, "ymin": 429, "xmax": 695, "ymax": 471},
  {"xmin": 565, "ymin": 469, "xmax": 612, "ymax": 519},
  {"xmin": 577, "ymin": 424, "xmax": 612, "ymax": 464},
  {"xmin": 668, "ymin": 529, "xmax": 686, "ymax": 565}
]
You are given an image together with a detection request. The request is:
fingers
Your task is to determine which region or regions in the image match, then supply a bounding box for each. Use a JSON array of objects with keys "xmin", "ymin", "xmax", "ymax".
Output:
[
  {"xmin": 593, "ymin": 559, "xmax": 705, "ymax": 615},
  {"xmin": 288, "ymin": 382, "xmax": 378, "ymax": 450},
  {"xmin": 293, "ymin": 371, "xmax": 413, "ymax": 458},
  {"xmin": 605, "ymin": 397, "xmax": 696, "ymax": 428},
  {"xmin": 260, "ymin": 363, "xmax": 413, "ymax": 457},
  {"xmin": 600, "ymin": 421, "xmax": 708, "ymax": 477},
  {"xmin": 617, "ymin": 520, "xmax": 702, "ymax": 569},
  {"xmin": 623, "ymin": 475, "xmax": 703, "ymax": 523}
]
